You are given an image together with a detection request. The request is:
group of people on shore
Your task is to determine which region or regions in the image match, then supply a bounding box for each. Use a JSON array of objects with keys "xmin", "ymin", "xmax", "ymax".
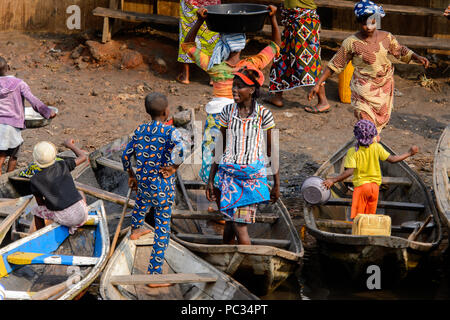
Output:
[{"xmin": 0, "ymin": 0, "xmax": 440, "ymax": 288}]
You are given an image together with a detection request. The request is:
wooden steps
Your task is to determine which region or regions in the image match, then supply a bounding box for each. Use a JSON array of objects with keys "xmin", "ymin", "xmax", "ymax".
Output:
[
  {"xmin": 175, "ymin": 233, "xmax": 291, "ymax": 248},
  {"xmin": 110, "ymin": 273, "xmax": 218, "ymax": 285}
]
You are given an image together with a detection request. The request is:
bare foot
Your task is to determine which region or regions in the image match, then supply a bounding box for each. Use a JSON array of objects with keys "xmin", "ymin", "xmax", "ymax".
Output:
[
  {"xmin": 147, "ymin": 283, "xmax": 174, "ymax": 288},
  {"xmin": 265, "ymin": 94, "xmax": 283, "ymax": 108},
  {"xmin": 130, "ymin": 228, "xmax": 151, "ymax": 240},
  {"xmin": 176, "ymin": 73, "xmax": 189, "ymax": 85}
]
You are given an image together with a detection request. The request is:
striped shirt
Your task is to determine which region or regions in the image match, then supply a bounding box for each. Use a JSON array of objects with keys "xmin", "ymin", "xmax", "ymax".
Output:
[{"xmin": 219, "ymin": 102, "xmax": 275, "ymax": 165}]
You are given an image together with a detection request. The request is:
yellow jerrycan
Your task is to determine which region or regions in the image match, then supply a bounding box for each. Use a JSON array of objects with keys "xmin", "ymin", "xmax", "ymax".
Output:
[
  {"xmin": 352, "ymin": 214, "xmax": 391, "ymax": 236},
  {"xmin": 338, "ymin": 61, "xmax": 354, "ymax": 104}
]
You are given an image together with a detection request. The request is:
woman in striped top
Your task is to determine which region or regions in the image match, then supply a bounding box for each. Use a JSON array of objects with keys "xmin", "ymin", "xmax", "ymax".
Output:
[{"xmin": 206, "ymin": 66, "xmax": 280, "ymax": 245}]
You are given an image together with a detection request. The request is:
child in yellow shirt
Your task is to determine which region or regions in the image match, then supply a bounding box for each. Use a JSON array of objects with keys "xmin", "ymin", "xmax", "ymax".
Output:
[{"xmin": 323, "ymin": 120, "xmax": 418, "ymax": 219}]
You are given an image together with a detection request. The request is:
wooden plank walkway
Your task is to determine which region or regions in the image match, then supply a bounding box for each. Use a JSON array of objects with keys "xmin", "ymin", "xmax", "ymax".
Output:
[{"xmin": 93, "ymin": 6, "xmax": 450, "ymax": 51}]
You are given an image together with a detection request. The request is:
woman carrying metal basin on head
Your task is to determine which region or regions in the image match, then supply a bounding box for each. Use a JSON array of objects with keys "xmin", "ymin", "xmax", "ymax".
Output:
[{"xmin": 181, "ymin": 4, "xmax": 281, "ymax": 211}]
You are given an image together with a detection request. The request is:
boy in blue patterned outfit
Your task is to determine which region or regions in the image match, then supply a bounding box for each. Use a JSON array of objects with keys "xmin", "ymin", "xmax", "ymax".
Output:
[{"xmin": 122, "ymin": 92, "xmax": 183, "ymax": 286}]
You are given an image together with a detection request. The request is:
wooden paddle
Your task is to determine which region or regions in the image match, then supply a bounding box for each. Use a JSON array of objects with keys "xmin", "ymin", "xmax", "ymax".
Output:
[
  {"xmin": 109, "ymin": 188, "xmax": 132, "ymax": 258},
  {"xmin": 407, "ymin": 215, "xmax": 432, "ymax": 242}
]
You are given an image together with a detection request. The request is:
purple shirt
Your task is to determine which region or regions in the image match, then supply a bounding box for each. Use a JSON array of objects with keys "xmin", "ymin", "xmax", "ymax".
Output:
[{"xmin": 0, "ymin": 76, "xmax": 52, "ymax": 129}]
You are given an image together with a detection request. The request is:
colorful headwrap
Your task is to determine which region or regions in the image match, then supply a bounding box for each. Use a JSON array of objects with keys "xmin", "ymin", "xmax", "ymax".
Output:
[
  {"xmin": 207, "ymin": 33, "xmax": 247, "ymax": 70},
  {"xmin": 233, "ymin": 65, "xmax": 264, "ymax": 87},
  {"xmin": 354, "ymin": 0, "xmax": 385, "ymax": 19},
  {"xmin": 354, "ymin": 120, "xmax": 378, "ymax": 150}
]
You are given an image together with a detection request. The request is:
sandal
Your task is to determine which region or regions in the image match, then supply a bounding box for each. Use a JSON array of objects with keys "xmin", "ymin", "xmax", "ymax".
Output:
[{"xmin": 305, "ymin": 104, "xmax": 330, "ymax": 113}]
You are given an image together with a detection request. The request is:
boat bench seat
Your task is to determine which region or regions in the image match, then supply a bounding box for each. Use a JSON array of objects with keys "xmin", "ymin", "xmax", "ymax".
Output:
[
  {"xmin": 175, "ymin": 233, "xmax": 291, "ymax": 248},
  {"xmin": 172, "ymin": 209, "xmax": 279, "ymax": 223},
  {"xmin": 326, "ymin": 198, "xmax": 425, "ymax": 211},
  {"xmin": 7, "ymin": 252, "xmax": 99, "ymax": 266},
  {"xmin": 110, "ymin": 273, "xmax": 218, "ymax": 285},
  {"xmin": 327, "ymin": 174, "xmax": 412, "ymax": 186}
]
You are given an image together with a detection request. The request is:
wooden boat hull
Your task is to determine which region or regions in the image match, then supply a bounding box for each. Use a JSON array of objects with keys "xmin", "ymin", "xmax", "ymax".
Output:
[
  {"xmin": 433, "ymin": 125, "xmax": 450, "ymax": 229},
  {"xmin": 304, "ymin": 139, "xmax": 443, "ymax": 281},
  {"xmin": 0, "ymin": 200, "xmax": 109, "ymax": 300},
  {"xmin": 100, "ymin": 223, "xmax": 259, "ymax": 300},
  {"xmin": 88, "ymin": 133, "xmax": 304, "ymax": 296}
]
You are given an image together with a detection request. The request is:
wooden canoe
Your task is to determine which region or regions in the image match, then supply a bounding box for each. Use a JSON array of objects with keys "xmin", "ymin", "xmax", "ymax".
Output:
[
  {"xmin": 433, "ymin": 125, "xmax": 450, "ymax": 229},
  {"xmin": 88, "ymin": 133, "xmax": 304, "ymax": 296},
  {"xmin": 0, "ymin": 200, "xmax": 110, "ymax": 300},
  {"xmin": 303, "ymin": 138, "xmax": 443, "ymax": 281},
  {"xmin": 99, "ymin": 223, "xmax": 258, "ymax": 300}
]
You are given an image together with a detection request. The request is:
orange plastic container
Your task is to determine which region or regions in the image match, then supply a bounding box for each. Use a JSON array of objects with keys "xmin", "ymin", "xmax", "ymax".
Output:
[{"xmin": 338, "ymin": 61, "xmax": 354, "ymax": 104}]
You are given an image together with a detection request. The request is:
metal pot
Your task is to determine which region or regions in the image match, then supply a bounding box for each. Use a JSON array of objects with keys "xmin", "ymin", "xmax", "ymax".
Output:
[
  {"xmin": 204, "ymin": 4, "xmax": 269, "ymax": 33},
  {"xmin": 301, "ymin": 176, "xmax": 331, "ymax": 205},
  {"xmin": 24, "ymin": 106, "xmax": 58, "ymax": 128}
]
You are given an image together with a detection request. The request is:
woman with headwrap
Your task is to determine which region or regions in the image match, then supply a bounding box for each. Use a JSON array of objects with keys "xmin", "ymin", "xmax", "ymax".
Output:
[
  {"xmin": 177, "ymin": 0, "xmax": 221, "ymax": 85},
  {"xmin": 181, "ymin": 6, "xmax": 281, "ymax": 208},
  {"xmin": 266, "ymin": 0, "xmax": 330, "ymax": 113},
  {"xmin": 308, "ymin": 0, "xmax": 429, "ymax": 137},
  {"xmin": 206, "ymin": 66, "xmax": 280, "ymax": 244},
  {"xmin": 323, "ymin": 119, "xmax": 418, "ymax": 220}
]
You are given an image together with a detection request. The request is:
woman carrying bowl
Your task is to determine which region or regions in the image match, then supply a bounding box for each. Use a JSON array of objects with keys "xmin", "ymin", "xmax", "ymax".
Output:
[
  {"xmin": 177, "ymin": 0, "xmax": 221, "ymax": 84},
  {"xmin": 181, "ymin": 5, "xmax": 281, "ymax": 211},
  {"xmin": 266, "ymin": 0, "xmax": 330, "ymax": 113}
]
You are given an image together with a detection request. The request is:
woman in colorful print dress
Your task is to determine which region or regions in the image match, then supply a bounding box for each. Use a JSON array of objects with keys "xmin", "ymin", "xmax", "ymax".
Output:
[
  {"xmin": 308, "ymin": 0, "xmax": 429, "ymax": 137},
  {"xmin": 177, "ymin": 0, "xmax": 221, "ymax": 84},
  {"xmin": 267, "ymin": 0, "xmax": 330, "ymax": 113}
]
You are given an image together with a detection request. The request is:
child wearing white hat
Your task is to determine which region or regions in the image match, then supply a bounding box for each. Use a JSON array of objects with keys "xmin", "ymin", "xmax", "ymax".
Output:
[{"xmin": 29, "ymin": 138, "xmax": 88, "ymax": 234}]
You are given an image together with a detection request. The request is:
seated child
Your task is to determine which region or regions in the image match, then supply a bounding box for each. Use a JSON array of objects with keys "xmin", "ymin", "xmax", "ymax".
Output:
[
  {"xmin": 30, "ymin": 138, "xmax": 88, "ymax": 234},
  {"xmin": 0, "ymin": 56, "xmax": 56, "ymax": 175},
  {"xmin": 121, "ymin": 92, "xmax": 184, "ymax": 287},
  {"xmin": 323, "ymin": 120, "xmax": 418, "ymax": 220}
]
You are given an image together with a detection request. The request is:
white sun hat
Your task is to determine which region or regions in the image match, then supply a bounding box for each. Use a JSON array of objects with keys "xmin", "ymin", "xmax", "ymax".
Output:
[{"xmin": 33, "ymin": 141, "xmax": 57, "ymax": 168}]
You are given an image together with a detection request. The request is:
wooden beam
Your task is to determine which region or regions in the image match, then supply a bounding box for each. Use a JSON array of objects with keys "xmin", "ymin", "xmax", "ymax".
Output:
[
  {"xmin": 93, "ymin": 7, "xmax": 179, "ymax": 32},
  {"xmin": 326, "ymin": 198, "xmax": 425, "ymax": 211},
  {"xmin": 172, "ymin": 209, "xmax": 279, "ymax": 223},
  {"xmin": 259, "ymin": 26, "xmax": 450, "ymax": 51},
  {"xmin": 326, "ymin": 174, "xmax": 412, "ymax": 186},
  {"xmin": 110, "ymin": 273, "xmax": 218, "ymax": 285},
  {"xmin": 75, "ymin": 181, "xmax": 136, "ymax": 208},
  {"xmin": 175, "ymin": 233, "xmax": 291, "ymax": 248},
  {"xmin": 314, "ymin": 0, "xmax": 445, "ymax": 17},
  {"xmin": 225, "ymin": 0, "xmax": 445, "ymax": 17}
]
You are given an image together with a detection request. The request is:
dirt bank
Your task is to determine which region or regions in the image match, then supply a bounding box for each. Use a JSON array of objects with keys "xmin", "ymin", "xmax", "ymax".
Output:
[{"xmin": 0, "ymin": 30, "xmax": 448, "ymax": 229}]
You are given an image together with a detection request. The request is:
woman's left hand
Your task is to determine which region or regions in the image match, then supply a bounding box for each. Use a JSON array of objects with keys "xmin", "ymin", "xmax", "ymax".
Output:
[
  {"xmin": 268, "ymin": 5, "xmax": 277, "ymax": 16},
  {"xmin": 270, "ymin": 185, "xmax": 280, "ymax": 203}
]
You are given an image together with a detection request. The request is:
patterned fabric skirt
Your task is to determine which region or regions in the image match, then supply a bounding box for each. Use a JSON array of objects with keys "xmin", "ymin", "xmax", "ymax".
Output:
[
  {"xmin": 31, "ymin": 199, "xmax": 88, "ymax": 234},
  {"xmin": 351, "ymin": 68, "xmax": 395, "ymax": 134},
  {"xmin": 178, "ymin": 0, "xmax": 220, "ymax": 64},
  {"xmin": 199, "ymin": 113, "xmax": 222, "ymax": 187},
  {"xmin": 269, "ymin": 8, "xmax": 322, "ymax": 92},
  {"xmin": 217, "ymin": 159, "xmax": 270, "ymax": 224}
]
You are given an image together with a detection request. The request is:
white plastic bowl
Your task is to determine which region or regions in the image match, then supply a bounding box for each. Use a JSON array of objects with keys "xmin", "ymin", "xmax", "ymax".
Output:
[
  {"xmin": 301, "ymin": 176, "xmax": 331, "ymax": 205},
  {"xmin": 25, "ymin": 106, "xmax": 58, "ymax": 128}
]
